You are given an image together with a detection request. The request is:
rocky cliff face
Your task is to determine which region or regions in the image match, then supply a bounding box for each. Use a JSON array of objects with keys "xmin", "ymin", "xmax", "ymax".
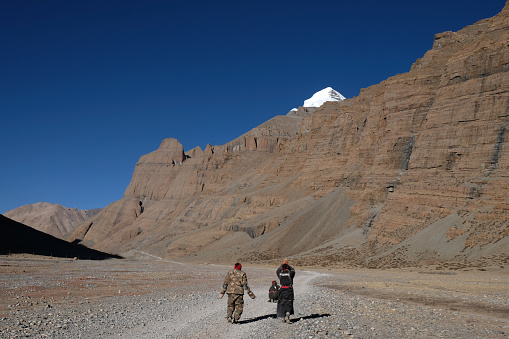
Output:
[{"xmin": 69, "ymin": 3, "xmax": 509, "ymax": 268}]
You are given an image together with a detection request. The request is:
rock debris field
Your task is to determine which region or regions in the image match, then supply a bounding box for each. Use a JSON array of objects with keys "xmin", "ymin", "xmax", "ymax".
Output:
[{"xmin": 0, "ymin": 255, "xmax": 508, "ymax": 338}]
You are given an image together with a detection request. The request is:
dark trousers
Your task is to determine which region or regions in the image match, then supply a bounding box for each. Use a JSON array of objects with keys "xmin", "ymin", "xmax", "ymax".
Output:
[{"xmin": 277, "ymin": 287, "xmax": 294, "ymax": 317}]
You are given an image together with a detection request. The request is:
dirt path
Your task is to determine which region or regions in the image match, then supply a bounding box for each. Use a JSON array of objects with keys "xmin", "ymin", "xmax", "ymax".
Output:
[
  {"xmin": 119, "ymin": 268, "xmax": 325, "ymax": 338},
  {"xmin": 1, "ymin": 256, "xmax": 508, "ymax": 338}
]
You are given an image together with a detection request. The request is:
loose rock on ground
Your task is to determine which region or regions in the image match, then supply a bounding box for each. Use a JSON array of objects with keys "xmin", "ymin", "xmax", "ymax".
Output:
[{"xmin": 0, "ymin": 256, "xmax": 508, "ymax": 338}]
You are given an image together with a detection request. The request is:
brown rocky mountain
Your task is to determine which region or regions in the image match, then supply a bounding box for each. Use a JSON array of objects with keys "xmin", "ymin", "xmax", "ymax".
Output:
[
  {"xmin": 69, "ymin": 3, "xmax": 509, "ymax": 268},
  {"xmin": 4, "ymin": 202, "xmax": 101, "ymax": 239}
]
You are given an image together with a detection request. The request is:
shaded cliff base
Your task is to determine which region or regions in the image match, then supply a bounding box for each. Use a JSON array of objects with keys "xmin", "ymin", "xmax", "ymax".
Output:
[{"xmin": 0, "ymin": 215, "xmax": 121, "ymax": 260}]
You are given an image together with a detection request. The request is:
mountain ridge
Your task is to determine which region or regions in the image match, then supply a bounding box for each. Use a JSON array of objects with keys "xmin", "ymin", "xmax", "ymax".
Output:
[
  {"xmin": 67, "ymin": 3, "xmax": 509, "ymax": 269},
  {"xmin": 303, "ymin": 87, "xmax": 346, "ymax": 107},
  {"xmin": 3, "ymin": 202, "xmax": 101, "ymax": 239}
]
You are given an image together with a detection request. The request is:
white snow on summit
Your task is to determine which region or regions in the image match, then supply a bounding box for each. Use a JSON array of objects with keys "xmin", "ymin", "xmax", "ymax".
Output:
[{"xmin": 303, "ymin": 87, "xmax": 346, "ymax": 107}]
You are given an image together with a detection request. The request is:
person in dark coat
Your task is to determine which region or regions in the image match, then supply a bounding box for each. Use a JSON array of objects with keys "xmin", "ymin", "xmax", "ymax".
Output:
[
  {"xmin": 268, "ymin": 280, "xmax": 279, "ymax": 302},
  {"xmin": 276, "ymin": 259, "xmax": 296, "ymax": 323}
]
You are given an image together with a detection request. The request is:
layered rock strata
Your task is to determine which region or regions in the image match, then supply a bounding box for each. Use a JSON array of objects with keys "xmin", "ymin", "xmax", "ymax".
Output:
[{"xmin": 69, "ymin": 3, "xmax": 509, "ymax": 268}]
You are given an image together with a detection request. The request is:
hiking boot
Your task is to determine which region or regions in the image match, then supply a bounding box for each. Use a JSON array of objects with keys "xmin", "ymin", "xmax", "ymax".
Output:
[
  {"xmin": 285, "ymin": 312, "xmax": 291, "ymax": 324},
  {"xmin": 227, "ymin": 317, "xmax": 232, "ymax": 323},
  {"xmin": 232, "ymin": 317, "xmax": 239, "ymax": 324}
]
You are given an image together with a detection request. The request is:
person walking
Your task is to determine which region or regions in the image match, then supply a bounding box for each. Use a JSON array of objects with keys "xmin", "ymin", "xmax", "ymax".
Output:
[
  {"xmin": 219, "ymin": 262, "xmax": 256, "ymax": 323},
  {"xmin": 276, "ymin": 259, "xmax": 296, "ymax": 324}
]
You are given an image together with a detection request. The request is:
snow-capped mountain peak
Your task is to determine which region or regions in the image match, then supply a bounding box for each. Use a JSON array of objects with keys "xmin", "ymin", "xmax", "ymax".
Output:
[{"xmin": 303, "ymin": 87, "xmax": 346, "ymax": 107}]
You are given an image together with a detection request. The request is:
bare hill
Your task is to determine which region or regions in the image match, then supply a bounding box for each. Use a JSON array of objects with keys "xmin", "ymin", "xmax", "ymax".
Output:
[
  {"xmin": 69, "ymin": 3, "xmax": 509, "ymax": 268},
  {"xmin": 3, "ymin": 202, "xmax": 101, "ymax": 239}
]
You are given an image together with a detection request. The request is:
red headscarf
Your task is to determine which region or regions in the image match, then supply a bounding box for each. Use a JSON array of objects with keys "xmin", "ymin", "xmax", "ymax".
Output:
[{"xmin": 234, "ymin": 262, "xmax": 242, "ymax": 270}]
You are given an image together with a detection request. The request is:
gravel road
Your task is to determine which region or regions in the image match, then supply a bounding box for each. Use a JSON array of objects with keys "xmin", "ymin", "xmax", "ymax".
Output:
[{"xmin": 1, "ymin": 256, "xmax": 508, "ymax": 338}]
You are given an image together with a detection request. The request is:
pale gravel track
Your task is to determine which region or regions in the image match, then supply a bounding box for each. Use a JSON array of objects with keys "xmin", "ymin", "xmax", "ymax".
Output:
[
  {"xmin": 1, "ymin": 257, "xmax": 508, "ymax": 338},
  {"xmin": 118, "ymin": 269, "xmax": 325, "ymax": 339}
]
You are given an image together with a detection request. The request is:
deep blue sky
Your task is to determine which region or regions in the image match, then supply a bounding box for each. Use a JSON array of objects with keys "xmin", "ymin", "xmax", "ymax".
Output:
[{"xmin": 1, "ymin": 0, "xmax": 505, "ymax": 213}]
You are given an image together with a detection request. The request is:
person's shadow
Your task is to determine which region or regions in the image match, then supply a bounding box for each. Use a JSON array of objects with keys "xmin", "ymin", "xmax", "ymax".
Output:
[{"xmin": 238, "ymin": 313, "xmax": 331, "ymax": 324}]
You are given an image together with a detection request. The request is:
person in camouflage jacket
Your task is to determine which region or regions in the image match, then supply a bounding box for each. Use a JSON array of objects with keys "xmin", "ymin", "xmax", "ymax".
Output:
[{"xmin": 219, "ymin": 262, "xmax": 255, "ymax": 323}]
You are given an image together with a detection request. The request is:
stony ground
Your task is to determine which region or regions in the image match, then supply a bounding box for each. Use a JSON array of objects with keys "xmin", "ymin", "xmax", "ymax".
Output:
[{"xmin": 0, "ymin": 255, "xmax": 508, "ymax": 338}]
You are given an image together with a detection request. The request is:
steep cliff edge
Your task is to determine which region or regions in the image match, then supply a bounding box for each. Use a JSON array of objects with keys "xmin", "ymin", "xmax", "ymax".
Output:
[{"xmin": 69, "ymin": 3, "xmax": 509, "ymax": 268}]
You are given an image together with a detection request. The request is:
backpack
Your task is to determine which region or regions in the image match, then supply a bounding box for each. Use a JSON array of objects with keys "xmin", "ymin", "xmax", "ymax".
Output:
[{"xmin": 279, "ymin": 269, "xmax": 293, "ymax": 286}]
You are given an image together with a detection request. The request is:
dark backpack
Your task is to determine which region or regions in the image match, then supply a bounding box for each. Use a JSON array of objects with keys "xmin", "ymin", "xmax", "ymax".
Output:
[{"xmin": 279, "ymin": 269, "xmax": 293, "ymax": 286}]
